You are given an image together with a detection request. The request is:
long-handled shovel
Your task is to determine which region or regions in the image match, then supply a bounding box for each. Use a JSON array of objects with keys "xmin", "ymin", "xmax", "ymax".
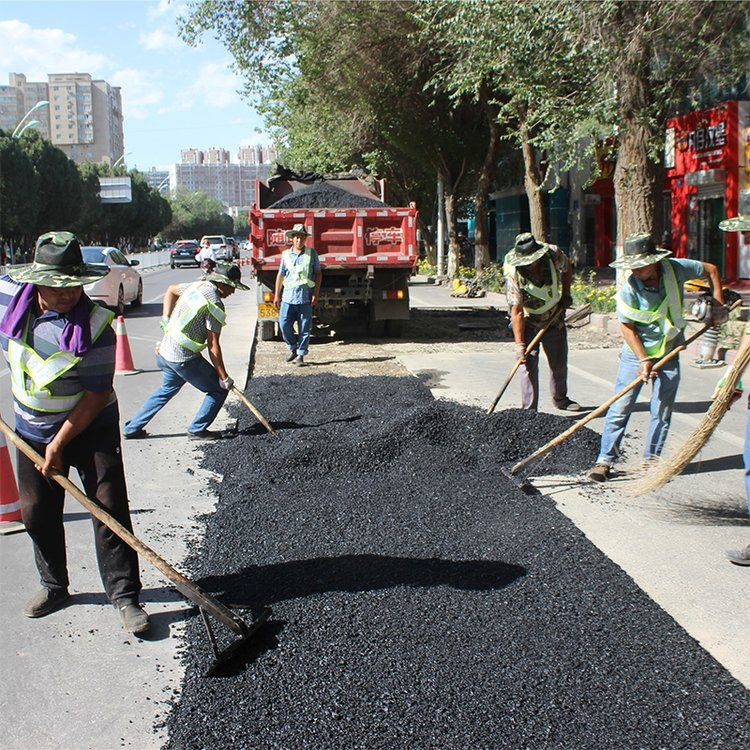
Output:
[
  {"xmin": 487, "ymin": 304, "xmax": 591, "ymax": 415},
  {"xmin": 0, "ymin": 417, "xmax": 270, "ymax": 676},
  {"xmin": 232, "ymin": 385, "xmax": 276, "ymax": 435},
  {"xmin": 509, "ymin": 301, "xmax": 742, "ymax": 479}
]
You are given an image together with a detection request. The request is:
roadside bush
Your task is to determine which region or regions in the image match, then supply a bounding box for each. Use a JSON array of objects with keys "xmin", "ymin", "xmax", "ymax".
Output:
[
  {"xmin": 571, "ymin": 271, "xmax": 616, "ymax": 313},
  {"xmin": 416, "ymin": 258, "xmax": 437, "ymax": 276}
]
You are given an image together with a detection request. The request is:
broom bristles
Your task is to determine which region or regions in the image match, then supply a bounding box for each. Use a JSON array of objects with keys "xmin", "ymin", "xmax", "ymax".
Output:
[{"xmin": 631, "ymin": 335, "xmax": 750, "ymax": 495}]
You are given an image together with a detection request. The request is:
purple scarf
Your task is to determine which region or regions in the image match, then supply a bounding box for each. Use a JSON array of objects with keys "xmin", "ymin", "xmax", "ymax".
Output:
[{"xmin": 0, "ymin": 283, "xmax": 93, "ymax": 356}]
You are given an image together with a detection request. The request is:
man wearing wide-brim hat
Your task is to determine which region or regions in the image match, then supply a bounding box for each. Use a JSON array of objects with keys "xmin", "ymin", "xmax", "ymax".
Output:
[
  {"xmin": 504, "ymin": 232, "xmax": 581, "ymax": 412},
  {"xmin": 273, "ymin": 223, "xmax": 322, "ymax": 367},
  {"xmin": 123, "ymin": 261, "xmax": 248, "ymax": 441},
  {"xmin": 588, "ymin": 232, "xmax": 724, "ymax": 483},
  {"xmin": 0, "ymin": 231, "xmax": 150, "ymax": 634}
]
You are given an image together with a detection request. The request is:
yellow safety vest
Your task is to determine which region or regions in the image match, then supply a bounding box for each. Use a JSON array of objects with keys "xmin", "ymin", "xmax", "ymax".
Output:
[
  {"xmin": 616, "ymin": 260, "xmax": 686, "ymax": 358},
  {"xmin": 7, "ymin": 305, "xmax": 114, "ymax": 413},
  {"xmin": 282, "ymin": 248, "xmax": 316, "ymax": 289},
  {"xmin": 164, "ymin": 284, "xmax": 226, "ymax": 353},
  {"xmin": 504, "ymin": 256, "xmax": 561, "ymax": 315}
]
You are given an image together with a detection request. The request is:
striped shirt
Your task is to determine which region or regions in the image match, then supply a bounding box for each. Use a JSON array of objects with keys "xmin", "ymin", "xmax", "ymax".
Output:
[
  {"xmin": 0, "ymin": 275, "xmax": 117, "ymax": 443},
  {"xmin": 158, "ymin": 281, "xmax": 226, "ymax": 363}
]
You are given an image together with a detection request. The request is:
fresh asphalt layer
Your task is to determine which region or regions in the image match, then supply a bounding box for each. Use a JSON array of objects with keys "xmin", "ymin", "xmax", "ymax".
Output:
[{"xmin": 1, "ymin": 270, "xmax": 748, "ymax": 750}]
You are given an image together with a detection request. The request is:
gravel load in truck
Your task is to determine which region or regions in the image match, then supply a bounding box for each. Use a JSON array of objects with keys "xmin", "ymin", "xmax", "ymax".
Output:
[
  {"xmin": 268, "ymin": 182, "xmax": 388, "ymax": 209},
  {"xmin": 166, "ymin": 373, "xmax": 750, "ymax": 750}
]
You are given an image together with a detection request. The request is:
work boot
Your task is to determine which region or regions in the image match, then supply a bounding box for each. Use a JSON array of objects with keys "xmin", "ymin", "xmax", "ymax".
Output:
[
  {"xmin": 123, "ymin": 427, "xmax": 148, "ymax": 440},
  {"xmin": 187, "ymin": 429, "xmax": 223, "ymax": 441},
  {"xmin": 726, "ymin": 544, "xmax": 750, "ymax": 566},
  {"xmin": 296, "ymin": 355, "xmax": 305, "ymax": 367},
  {"xmin": 23, "ymin": 588, "xmax": 70, "ymax": 618},
  {"xmin": 588, "ymin": 463, "xmax": 610, "ymax": 483},
  {"xmin": 116, "ymin": 601, "xmax": 150, "ymax": 634},
  {"xmin": 556, "ymin": 398, "xmax": 582, "ymax": 412},
  {"xmin": 286, "ymin": 350, "xmax": 297, "ymax": 363}
]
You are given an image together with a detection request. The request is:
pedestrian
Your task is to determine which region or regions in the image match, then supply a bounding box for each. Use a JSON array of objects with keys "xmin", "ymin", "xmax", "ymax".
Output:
[
  {"xmin": 196, "ymin": 238, "xmax": 217, "ymax": 273},
  {"xmin": 504, "ymin": 232, "xmax": 581, "ymax": 412},
  {"xmin": 0, "ymin": 231, "xmax": 149, "ymax": 633},
  {"xmin": 273, "ymin": 223, "xmax": 322, "ymax": 367},
  {"xmin": 123, "ymin": 262, "xmax": 248, "ymax": 441},
  {"xmin": 588, "ymin": 232, "xmax": 725, "ymax": 483},
  {"xmin": 717, "ymin": 212, "xmax": 750, "ymax": 565}
]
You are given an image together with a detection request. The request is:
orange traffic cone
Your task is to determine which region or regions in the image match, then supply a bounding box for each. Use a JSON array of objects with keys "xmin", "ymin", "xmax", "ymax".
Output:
[
  {"xmin": 0, "ymin": 431, "xmax": 24, "ymax": 535},
  {"xmin": 114, "ymin": 315, "xmax": 138, "ymax": 374}
]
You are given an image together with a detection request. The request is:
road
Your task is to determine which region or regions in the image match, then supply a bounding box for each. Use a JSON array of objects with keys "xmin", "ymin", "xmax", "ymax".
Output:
[{"xmin": 0, "ymin": 269, "xmax": 747, "ymax": 749}]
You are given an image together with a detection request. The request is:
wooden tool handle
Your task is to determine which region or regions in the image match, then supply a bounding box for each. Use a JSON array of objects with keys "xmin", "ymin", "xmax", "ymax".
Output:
[
  {"xmin": 231, "ymin": 386, "xmax": 276, "ymax": 434},
  {"xmin": 0, "ymin": 417, "xmax": 248, "ymax": 635}
]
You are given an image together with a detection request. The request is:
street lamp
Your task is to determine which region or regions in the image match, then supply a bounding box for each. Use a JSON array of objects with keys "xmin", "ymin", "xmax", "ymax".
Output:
[
  {"xmin": 157, "ymin": 176, "xmax": 170, "ymax": 192},
  {"xmin": 12, "ymin": 100, "xmax": 49, "ymax": 138},
  {"xmin": 14, "ymin": 120, "xmax": 41, "ymax": 138},
  {"xmin": 112, "ymin": 151, "xmax": 132, "ymax": 169}
]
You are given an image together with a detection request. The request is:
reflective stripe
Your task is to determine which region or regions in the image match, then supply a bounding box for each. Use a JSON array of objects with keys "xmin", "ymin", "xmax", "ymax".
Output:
[
  {"xmin": 504, "ymin": 256, "xmax": 561, "ymax": 315},
  {"xmin": 8, "ymin": 305, "xmax": 115, "ymax": 413},
  {"xmin": 282, "ymin": 248, "xmax": 316, "ymax": 288},
  {"xmin": 616, "ymin": 261, "xmax": 686, "ymax": 357},
  {"xmin": 164, "ymin": 284, "xmax": 226, "ymax": 353}
]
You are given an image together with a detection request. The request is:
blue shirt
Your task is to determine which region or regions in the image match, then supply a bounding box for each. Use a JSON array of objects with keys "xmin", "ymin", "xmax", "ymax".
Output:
[
  {"xmin": 617, "ymin": 258, "xmax": 705, "ymax": 355},
  {"xmin": 0, "ymin": 275, "xmax": 118, "ymax": 443},
  {"xmin": 278, "ymin": 247, "xmax": 321, "ymax": 304}
]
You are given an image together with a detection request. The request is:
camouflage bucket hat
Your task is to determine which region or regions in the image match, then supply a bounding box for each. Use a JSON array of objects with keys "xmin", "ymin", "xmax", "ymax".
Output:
[
  {"xmin": 504, "ymin": 232, "xmax": 549, "ymax": 267},
  {"xmin": 285, "ymin": 223, "xmax": 310, "ymax": 239},
  {"xmin": 7, "ymin": 231, "xmax": 109, "ymax": 288},
  {"xmin": 719, "ymin": 215, "xmax": 750, "ymax": 232},
  {"xmin": 609, "ymin": 232, "xmax": 671, "ymax": 269},
  {"xmin": 206, "ymin": 262, "xmax": 249, "ymax": 290}
]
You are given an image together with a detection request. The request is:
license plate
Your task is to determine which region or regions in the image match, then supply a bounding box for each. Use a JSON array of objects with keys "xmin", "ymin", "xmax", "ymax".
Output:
[{"xmin": 258, "ymin": 303, "xmax": 279, "ymax": 318}]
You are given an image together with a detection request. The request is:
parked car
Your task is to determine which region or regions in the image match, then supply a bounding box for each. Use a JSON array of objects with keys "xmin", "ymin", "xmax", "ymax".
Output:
[
  {"xmin": 170, "ymin": 239, "xmax": 200, "ymax": 268},
  {"xmin": 81, "ymin": 246, "xmax": 143, "ymax": 317},
  {"xmin": 200, "ymin": 235, "xmax": 233, "ymax": 261}
]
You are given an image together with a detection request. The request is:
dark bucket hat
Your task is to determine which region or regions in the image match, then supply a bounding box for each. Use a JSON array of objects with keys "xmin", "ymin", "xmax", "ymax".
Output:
[
  {"xmin": 609, "ymin": 232, "xmax": 672, "ymax": 270},
  {"xmin": 7, "ymin": 231, "xmax": 109, "ymax": 287},
  {"xmin": 504, "ymin": 232, "xmax": 550, "ymax": 267},
  {"xmin": 205, "ymin": 262, "xmax": 249, "ymax": 290}
]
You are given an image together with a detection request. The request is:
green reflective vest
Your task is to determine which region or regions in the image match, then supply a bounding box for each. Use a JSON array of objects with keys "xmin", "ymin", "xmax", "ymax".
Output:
[
  {"xmin": 164, "ymin": 284, "xmax": 226, "ymax": 353},
  {"xmin": 8, "ymin": 305, "xmax": 114, "ymax": 413},
  {"xmin": 282, "ymin": 248, "xmax": 316, "ymax": 289},
  {"xmin": 616, "ymin": 261, "xmax": 686, "ymax": 358},
  {"xmin": 504, "ymin": 256, "xmax": 561, "ymax": 315}
]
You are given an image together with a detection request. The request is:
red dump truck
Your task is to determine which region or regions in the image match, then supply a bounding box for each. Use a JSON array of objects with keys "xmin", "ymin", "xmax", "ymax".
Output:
[{"xmin": 249, "ymin": 173, "xmax": 418, "ymax": 339}]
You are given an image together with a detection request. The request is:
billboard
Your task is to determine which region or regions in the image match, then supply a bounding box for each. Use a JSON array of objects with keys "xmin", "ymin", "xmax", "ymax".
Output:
[{"xmin": 98, "ymin": 176, "xmax": 132, "ymax": 204}]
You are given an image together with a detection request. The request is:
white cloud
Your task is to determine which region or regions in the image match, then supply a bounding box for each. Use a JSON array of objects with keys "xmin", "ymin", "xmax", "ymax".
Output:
[
  {"xmin": 139, "ymin": 28, "xmax": 183, "ymax": 51},
  {"xmin": 180, "ymin": 61, "xmax": 242, "ymax": 108},
  {"xmin": 110, "ymin": 68, "xmax": 165, "ymax": 120},
  {"xmin": 0, "ymin": 19, "xmax": 110, "ymax": 80},
  {"xmin": 147, "ymin": 0, "xmax": 191, "ymax": 22}
]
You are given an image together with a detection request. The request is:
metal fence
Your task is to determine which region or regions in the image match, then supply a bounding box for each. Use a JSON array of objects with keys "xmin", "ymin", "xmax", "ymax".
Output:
[{"xmin": 0, "ymin": 249, "xmax": 173, "ymax": 277}]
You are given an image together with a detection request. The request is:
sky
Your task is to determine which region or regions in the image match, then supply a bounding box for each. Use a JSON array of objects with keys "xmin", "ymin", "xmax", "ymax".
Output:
[{"xmin": 0, "ymin": 0, "xmax": 270, "ymax": 171}]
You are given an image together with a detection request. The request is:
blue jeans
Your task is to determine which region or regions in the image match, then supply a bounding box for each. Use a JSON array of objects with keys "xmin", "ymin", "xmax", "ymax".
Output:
[
  {"xmin": 279, "ymin": 301, "xmax": 313, "ymax": 356},
  {"xmin": 124, "ymin": 353, "xmax": 228, "ymax": 435},
  {"xmin": 744, "ymin": 402, "xmax": 750, "ymax": 513},
  {"xmin": 596, "ymin": 347, "xmax": 681, "ymax": 466}
]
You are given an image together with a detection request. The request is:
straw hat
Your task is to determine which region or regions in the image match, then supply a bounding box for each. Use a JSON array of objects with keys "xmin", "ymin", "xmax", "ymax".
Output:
[{"xmin": 609, "ymin": 232, "xmax": 671, "ymax": 269}]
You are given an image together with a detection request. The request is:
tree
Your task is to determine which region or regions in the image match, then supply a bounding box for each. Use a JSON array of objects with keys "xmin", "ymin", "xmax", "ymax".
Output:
[
  {"xmin": 0, "ymin": 130, "xmax": 39, "ymax": 259},
  {"xmin": 163, "ymin": 189, "xmax": 232, "ymax": 240}
]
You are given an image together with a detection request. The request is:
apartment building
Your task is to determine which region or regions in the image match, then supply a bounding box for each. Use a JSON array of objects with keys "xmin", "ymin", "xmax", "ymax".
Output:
[
  {"xmin": 238, "ymin": 144, "xmax": 278, "ymax": 165},
  {"xmin": 168, "ymin": 161, "xmax": 271, "ymax": 211},
  {"xmin": 0, "ymin": 72, "xmax": 123, "ymax": 164}
]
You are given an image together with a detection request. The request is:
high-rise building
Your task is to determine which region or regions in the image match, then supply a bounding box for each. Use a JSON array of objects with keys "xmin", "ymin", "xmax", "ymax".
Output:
[
  {"xmin": 168, "ymin": 161, "xmax": 271, "ymax": 211},
  {"xmin": 180, "ymin": 148, "xmax": 203, "ymax": 164},
  {"xmin": 205, "ymin": 147, "xmax": 230, "ymax": 164},
  {"xmin": 238, "ymin": 144, "xmax": 278, "ymax": 165},
  {"xmin": 0, "ymin": 72, "xmax": 123, "ymax": 164}
]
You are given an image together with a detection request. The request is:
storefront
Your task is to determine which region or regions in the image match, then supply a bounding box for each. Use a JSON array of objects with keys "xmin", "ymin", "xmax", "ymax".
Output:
[{"xmin": 664, "ymin": 100, "xmax": 749, "ymax": 279}]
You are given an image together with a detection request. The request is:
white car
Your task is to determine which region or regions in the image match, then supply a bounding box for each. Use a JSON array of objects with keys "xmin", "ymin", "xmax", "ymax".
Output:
[
  {"xmin": 81, "ymin": 246, "xmax": 143, "ymax": 316},
  {"xmin": 200, "ymin": 235, "xmax": 233, "ymax": 261}
]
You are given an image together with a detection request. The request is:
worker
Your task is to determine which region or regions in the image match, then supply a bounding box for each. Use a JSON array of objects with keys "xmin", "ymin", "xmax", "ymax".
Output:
[
  {"xmin": 0, "ymin": 231, "xmax": 149, "ymax": 633},
  {"xmin": 123, "ymin": 262, "xmax": 248, "ymax": 441},
  {"xmin": 588, "ymin": 232, "xmax": 725, "ymax": 483},
  {"xmin": 717, "ymin": 212, "xmax": 750, "ymax": 566},
  {"xmin": 504, "ymin": 232, "xmax": 581, "ymax": 411},
  {"xmin": 273, "ymin": 223, "xmax": 322, "ymax": 367},
  {"xmin": 196, "ymin": 238, "xmax": 217, "ymax": 273}
]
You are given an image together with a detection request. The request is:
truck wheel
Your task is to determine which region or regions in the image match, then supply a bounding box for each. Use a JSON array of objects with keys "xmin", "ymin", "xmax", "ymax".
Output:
[
  {"xmin": 385, "ymin": 319, "xmax": 404, "ymax": 338},
  {"xmin": 259, "ymin": 320, "xmax": 276, "ymax": 341}
]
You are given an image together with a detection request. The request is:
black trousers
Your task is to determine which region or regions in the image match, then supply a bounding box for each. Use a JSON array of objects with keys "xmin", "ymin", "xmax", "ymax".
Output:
[
  {"xmin": 16, "ymin": 424, "xmax": 142, "ymax": 604},
  {"xmin": 520, "ymin": 323, "xmax": 569, "ymax": 411}
]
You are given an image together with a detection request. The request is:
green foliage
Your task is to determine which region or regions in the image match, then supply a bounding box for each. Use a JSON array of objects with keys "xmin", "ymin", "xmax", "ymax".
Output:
[
  {"xmin": 0, "ymin": 131, "xmax": 39, "ymax": 249},
  {"xmin": 571, "ymin": 271, "xmax": 616, "ymax": 313},
  {"xmin": 162, "ymin": 189, "xmax": 232, "ymax": 240},
  {"xmin": 416, "ymin": 258, "xmax": 437, "ymax": 276}
]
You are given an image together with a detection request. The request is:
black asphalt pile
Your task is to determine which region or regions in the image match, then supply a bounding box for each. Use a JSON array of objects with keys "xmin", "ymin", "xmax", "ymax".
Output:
[
  {"xmin": 166, "ymin": 374, "xmax": 750, "ymax": 750},
  {"xmin": 268, "ymin": 182, "xmax": 387, "ymax": 208}
]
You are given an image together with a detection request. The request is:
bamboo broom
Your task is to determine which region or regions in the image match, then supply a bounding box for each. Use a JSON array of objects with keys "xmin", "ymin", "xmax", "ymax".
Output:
[{"xmin": 632, "ymin": 332, "xmax": 750, "ymax": 495}]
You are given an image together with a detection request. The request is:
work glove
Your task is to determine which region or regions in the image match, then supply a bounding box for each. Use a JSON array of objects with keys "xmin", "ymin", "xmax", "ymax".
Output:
[
  {"xmin": 639, "ymin": 358, "xmax": 653, "ymax": 382},
  {"xmin": 220, "ymin": 376, "xmax": 234, "ymax": 391},
  {"xmin": 712, "ymin": 371, "xmax": 743, "ymax": 407},
  {"xmin": 516, "ymin": 343, "xmax": 527, "ymax": 362}
]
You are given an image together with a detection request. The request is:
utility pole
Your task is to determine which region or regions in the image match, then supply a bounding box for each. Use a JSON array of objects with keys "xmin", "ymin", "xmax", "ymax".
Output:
[{"xmin": 437, "ymin": 172, "xmax": 445, "ymax": 278}]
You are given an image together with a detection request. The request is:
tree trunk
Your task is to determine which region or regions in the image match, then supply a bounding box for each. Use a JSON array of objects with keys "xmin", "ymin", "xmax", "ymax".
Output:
[
  {"xmin": 519, "ymin": 118, "xmax": 547, "ymax": 242},
  {"xmin": 444, "ymin": 190, "xmax": 461, "ymax": 279},
  {"xmin": 418, "ymin": 217, "xmax": 436, "ymax": 265},
  {"xmin": 612, "ymin": 17, "xmax": 654, "ymax": 285},
  {"xmin": 474, "ymin": 87, "xmax": 502, "ymax": 271}
]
